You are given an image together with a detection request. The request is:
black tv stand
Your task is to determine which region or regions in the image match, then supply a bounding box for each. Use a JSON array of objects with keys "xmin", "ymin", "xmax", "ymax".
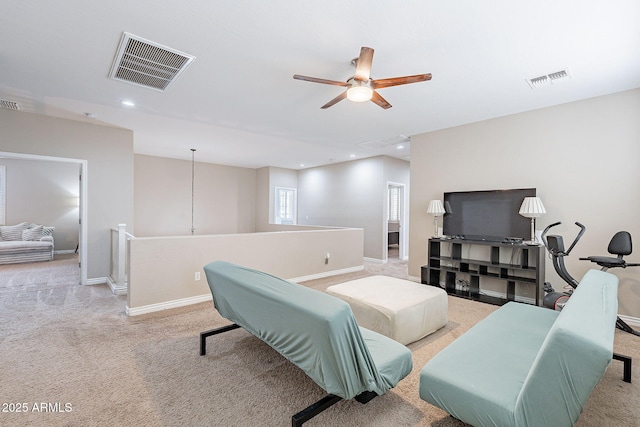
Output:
[{"xmin": 421, "ymin": 238, "xmax": 545, "ymax": 306}]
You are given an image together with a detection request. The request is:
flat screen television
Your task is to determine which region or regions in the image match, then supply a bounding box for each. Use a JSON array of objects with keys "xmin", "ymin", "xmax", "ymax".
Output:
[{"xmin": 442, "ymin": 188, "xmax": 536, "ymax": 242}]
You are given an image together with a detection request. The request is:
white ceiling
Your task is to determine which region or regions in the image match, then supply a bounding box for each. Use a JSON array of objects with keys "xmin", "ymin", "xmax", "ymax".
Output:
[{"xmin": 1, "ymin": 1, "xmax": 639, "ymax": 170}]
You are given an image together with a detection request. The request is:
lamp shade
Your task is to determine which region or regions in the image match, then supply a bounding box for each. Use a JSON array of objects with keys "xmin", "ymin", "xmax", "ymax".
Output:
[
  {"xmin": 519, "ymin": 197, "xmax": 546, "ymax": 218},
  {"xmin": 427, "ymin": 200, "xmax": 446, "ymax": 216}
]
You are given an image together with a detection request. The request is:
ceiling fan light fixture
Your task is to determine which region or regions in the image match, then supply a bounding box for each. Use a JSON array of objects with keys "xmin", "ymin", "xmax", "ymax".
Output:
[
  {"xmin": 347, "ymin": 79, "xmax": 373, "ymax": 102},
  {"xmin": 347, "ymin": 86, "xmax": 373, "ymax": 102},
  {"xmin": 294, "ymin": 46, "xmax": 431, "ymax": 109}
]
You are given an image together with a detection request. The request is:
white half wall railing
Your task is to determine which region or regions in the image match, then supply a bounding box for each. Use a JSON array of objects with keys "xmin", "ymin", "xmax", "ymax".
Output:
[
  {"xmin": 108, "ymin": 224, "xmax": 135, "ymax": 295},
  {"xmin": 126, "ymin": 226, "xmax": 364, "ymax": 316}
]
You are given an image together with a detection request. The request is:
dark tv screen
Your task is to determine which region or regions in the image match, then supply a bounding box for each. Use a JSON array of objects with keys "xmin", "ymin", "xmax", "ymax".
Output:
[{"xmin": 442, "ymin": 188, "xmax": 536, "ymax": 242}]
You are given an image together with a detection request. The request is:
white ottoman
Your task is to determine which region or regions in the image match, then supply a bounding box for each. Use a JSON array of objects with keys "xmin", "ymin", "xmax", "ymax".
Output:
[{"xmin": 326, "ymin": 275, "xmax": 448, "ymax": 345}]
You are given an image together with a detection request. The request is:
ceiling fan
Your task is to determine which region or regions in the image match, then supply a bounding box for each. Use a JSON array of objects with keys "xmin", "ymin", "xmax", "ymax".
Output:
[{"xmin": 293, "ymin": 46, "xmax": 431, "ymax": 109}]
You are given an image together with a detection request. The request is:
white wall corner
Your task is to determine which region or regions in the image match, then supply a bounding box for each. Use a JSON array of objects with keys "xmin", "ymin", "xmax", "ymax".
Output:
[{"xmin": 106, "ymin": 277, "xmax": 128, "ymax": 295}]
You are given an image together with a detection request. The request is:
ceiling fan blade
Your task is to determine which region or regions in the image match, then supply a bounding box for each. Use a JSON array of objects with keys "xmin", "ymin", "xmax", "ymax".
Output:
[
  {"xmin": 370, "ymin": 90, "xmax": 392, "ymax": 109},
  {"xmin": 321, "ymin": 91, "xmax": 347, "ymax": 109},
  {"xmin": 293, "ymin": 74, "xmax": 349, "ymax": 87},
  {"xmin": 371, "ymin": 73, "xmax": 432, "ymax": 89},
  {"xmin": 353, "ymin": 47, "xmax": 374, "ymax": 82}
]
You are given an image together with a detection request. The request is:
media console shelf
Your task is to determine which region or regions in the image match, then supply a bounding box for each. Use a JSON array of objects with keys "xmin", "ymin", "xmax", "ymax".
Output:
[{"xmin": 421, "ymin": 238, "xmax": 545, "ymax": 306}]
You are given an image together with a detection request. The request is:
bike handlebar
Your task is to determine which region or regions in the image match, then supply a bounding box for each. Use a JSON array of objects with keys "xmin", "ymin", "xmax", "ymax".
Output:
[
  {"xmin": 541, "ymin": 221, "xmax": 586, "ymax": 255},
  {"xmin": 565, "ymin": 222, "xmax": 586, "ymax": 254}
]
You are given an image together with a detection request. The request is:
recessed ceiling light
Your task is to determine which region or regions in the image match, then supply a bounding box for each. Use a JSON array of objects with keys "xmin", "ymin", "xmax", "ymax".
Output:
[
  {"xmin": 121, "ymin": 100, "xmax": 135, "ymax": 107},
  {"xmin": 397, "ymin": 145, "xmax": 405, "ymax": 149},
  {"xmin": 300, "ymin": 163, "xmax": 305, "ymax": 167},
  {"xmin": 350, "ymin": 154, "xmax": 356, "ymax": 158}
]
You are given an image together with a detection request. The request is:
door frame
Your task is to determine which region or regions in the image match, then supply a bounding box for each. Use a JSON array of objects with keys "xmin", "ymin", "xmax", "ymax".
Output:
[
  {"xmin": 0, "ymin": 151, "xmax": 88, "ymax": 285},
  {"xmin": 386, "ymin": 182, "xmax": 408, "ymax": 261}
]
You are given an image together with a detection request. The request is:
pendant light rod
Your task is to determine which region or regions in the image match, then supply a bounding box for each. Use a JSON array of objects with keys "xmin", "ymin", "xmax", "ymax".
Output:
[{"xmin": 191, "ymin": 148, "xmax": 196, "ymax": 235}]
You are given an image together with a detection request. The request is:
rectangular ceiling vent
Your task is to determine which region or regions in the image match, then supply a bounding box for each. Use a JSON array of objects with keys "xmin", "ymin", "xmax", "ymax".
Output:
[
  {"xmin": 0, "ymin": 99, "xmax": 22, "ymax": 110},
  {"xmin": 526, "ymin": 69, "xmax": 571, "ymax": 89},
  {"xmin": 109, "ymin": 32, "xmax": 195, "ymax": 92}
]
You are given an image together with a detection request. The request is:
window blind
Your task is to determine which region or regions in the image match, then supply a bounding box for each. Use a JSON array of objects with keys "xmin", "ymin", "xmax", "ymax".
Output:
[
  {"xmin": 275, "ymin": 187, "xmax": 297, "ymax": 225},
  {"xmin": 388, "ymin": 186, "xmax": 399, "ymax": 221},
  {"xmin": 0, "ymin": 166, "xmax": 5, "ymax": 225}
]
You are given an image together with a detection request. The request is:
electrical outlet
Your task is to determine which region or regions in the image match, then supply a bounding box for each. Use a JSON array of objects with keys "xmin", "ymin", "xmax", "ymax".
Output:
[
  {"xmin": 325, "ymin": 252, "xmax": 330, "ymax": 265},
  {"xmin": 195, "ymin": 272, "xmax": 201, "ymax": 281}
]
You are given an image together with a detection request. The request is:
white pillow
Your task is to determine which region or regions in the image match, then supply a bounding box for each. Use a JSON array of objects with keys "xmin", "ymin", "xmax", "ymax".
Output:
[
  {"xmin": 23, "ymin": 225, "xmax": 44, "ymax": 241},
  {"xmin": 0, "ymin": 222, "xmax": 28, "ymax": 241}
]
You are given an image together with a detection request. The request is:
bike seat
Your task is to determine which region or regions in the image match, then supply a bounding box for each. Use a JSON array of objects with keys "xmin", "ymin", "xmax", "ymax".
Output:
[
  {"xmin": 581, "ymin": 255, "xmax": 628, "ymax": 269},
  {"xmin": 580, "ymin": 231, "xmax": 634, "ymax": 269}
]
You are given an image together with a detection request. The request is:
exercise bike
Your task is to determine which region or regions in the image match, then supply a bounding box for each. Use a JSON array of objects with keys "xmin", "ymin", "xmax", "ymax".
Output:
[
  {"xmin": 542, "ymin": 221, "xmax": 640, "ymax": 336},
  {"xmin": 540, "ymin": 221, "xmax": 585, "ymax": 311}
]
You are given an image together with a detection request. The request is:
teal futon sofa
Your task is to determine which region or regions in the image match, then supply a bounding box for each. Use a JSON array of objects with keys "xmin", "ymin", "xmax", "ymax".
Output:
[
  {"xmin": 420, "ymin": 269, "xmax": 625, "ymax": 427},
  {"xmin": 201, "ymin": 261, "xmax": 413, "ymax": 426}
]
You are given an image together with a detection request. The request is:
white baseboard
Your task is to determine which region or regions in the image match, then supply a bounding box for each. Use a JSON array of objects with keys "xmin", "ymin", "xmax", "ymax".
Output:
[
  {"xmin": 126, "ymin": 294, "xmax": 213, "ymax": 316},
  {"xmin": 363, "ymin": 257, "xmax": 384, "ymax": 264},
  {"xmin": 289, "ymin": 265, "xmax": 364, "ymax": 283},
  {"xmin": 618, "ymin": 314, "xmax": 640, "ymax": 328},
  {"xmin": 125, "ymin": 265, "xmax": 365, "ymax": 317},
  {"xmin": 86, "ymin": 277, "xmax": 107, "ymax": 285},
  {"xmin": 54, "ymin": 249, "xmax": 76, "ymax": 255}
]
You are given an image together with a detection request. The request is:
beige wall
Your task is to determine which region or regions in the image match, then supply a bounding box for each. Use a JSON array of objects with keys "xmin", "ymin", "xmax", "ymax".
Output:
[
  {"xmin": 409, "ymin": 88, "xmax": 640, "ymax": 318},
  {"xmin": 298, "ymin": 156, "xmax": 410, "ymax": 260},
  {"xmin": 0, "ymin": 158, "xmax": 80, "ymax": 251},
  {"xmin": 127, "ymin": 227, "xmax": 364, "ymax": 314},
  {"xmin": 255, "ymin": 167, "xmax": 270, "ymax": 230},
  {"xmin": 134, "ymin": 154, "xmax": 256, "ymax": 236},
  {"xmin": 0, "ymin": 109, "xmax": 134, "ymax": 280}
]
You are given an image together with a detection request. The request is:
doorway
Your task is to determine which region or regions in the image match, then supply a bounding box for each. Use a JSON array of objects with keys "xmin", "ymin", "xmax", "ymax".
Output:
[
  {"xmin": 0, "ymin": 151, "xmax": 88, "ymax": 285},
  {"xmin": 387, "ymin": 182, "xmax": 407, "ymax": 261}
]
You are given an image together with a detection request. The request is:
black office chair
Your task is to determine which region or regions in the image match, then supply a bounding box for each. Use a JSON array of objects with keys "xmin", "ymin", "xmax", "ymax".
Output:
[
  {"xmin": 580, "ymin": 231, "xmax": 640, "ymax": 336},
  {"xmin": 580, "ymin": 231, "xmax": 639, "ymax": 270}
]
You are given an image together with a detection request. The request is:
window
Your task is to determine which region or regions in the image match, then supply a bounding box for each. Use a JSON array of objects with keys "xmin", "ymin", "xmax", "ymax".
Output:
[
  {"xmin": 275, "ymin": 187, "xmax": 297, "ymax": 225},
  {"xmin": 388, "ymin": 186, "xmax": 400, "ymax": 222},
  {"xmin": 0, "ymin": 166, "xmax": 5, "ymax": 225}
]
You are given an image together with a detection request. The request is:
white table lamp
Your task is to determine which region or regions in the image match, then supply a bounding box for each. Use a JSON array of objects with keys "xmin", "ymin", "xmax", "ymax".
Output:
[
  {"xmin": 519, "ymin": 197, "xmax": 546, "ymax": 244},
  {"xmin": 427, "ymin": 200, "xmax": 446, "ymax": 237}
]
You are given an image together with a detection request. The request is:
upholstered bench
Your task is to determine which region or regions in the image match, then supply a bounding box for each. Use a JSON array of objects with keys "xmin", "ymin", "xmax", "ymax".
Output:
[
  {"xmin": 200, "ymin": 262, "xmax": 413, "ymax": 427},
  {"xmin": 419, "ymin": 269, "xmax": 628, "ymax": 427},
  {"xmin": 326, "ymin": 275, "xmax": 448, "ymax": 345}
]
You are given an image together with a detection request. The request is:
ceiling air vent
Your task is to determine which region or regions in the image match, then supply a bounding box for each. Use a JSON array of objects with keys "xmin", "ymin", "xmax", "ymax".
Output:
[
  {"xmin": 109, "ymin": 32, "xmax": 195, "ymax": 92},
  {"xmin": 0, "ymin": 99, "xmax": 22, "ymax": 110},
  {"xmin": 526, "ymin": 69, "xmax": 571, "ymax": 88}
]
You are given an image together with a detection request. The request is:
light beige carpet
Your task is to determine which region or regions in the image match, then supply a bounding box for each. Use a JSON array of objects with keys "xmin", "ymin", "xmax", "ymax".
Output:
[{"xmin": 0, "ymin": 255, "xmax": 638, "ymax": 426}]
